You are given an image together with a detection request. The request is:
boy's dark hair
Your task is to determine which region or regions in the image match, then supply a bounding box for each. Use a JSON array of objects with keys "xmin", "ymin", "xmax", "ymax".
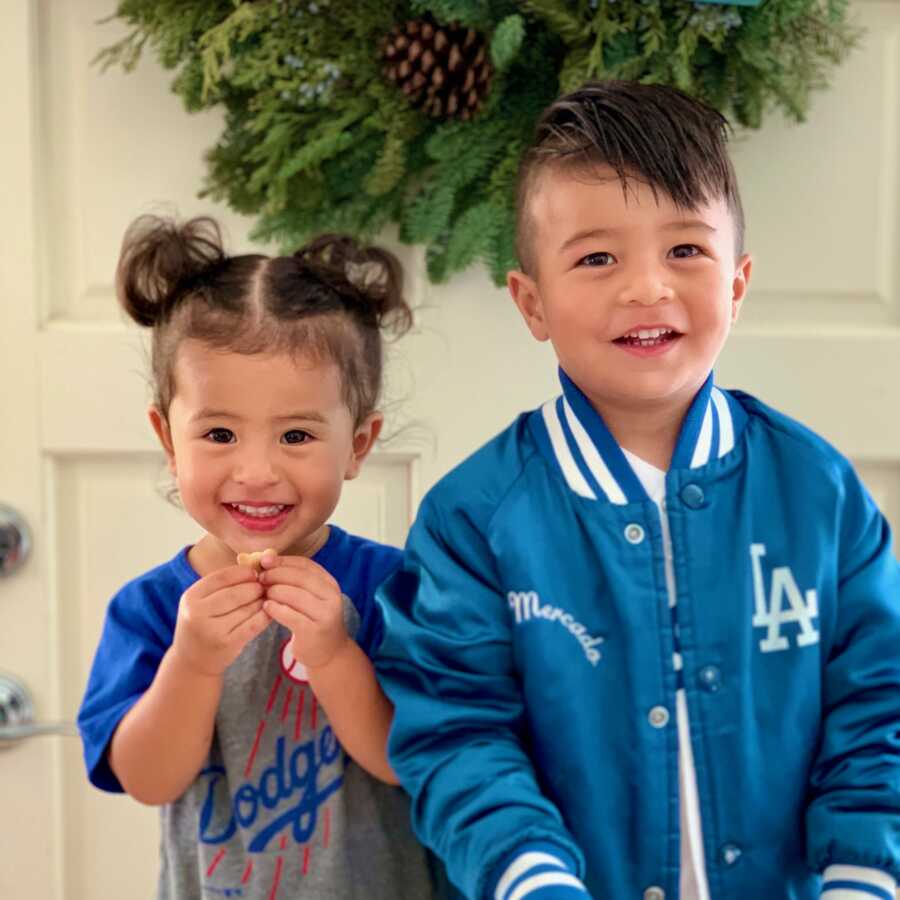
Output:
[
  {"xmin": 117, "ymin": 216, "xmax": 411, "ymax": 426},
  {"xmin": 515, "ymin": 80, "xmax": 745, "ymax": 275}
]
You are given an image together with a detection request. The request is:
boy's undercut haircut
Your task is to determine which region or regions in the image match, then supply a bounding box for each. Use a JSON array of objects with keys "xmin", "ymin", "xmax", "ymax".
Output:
[{"xmin": 515, "ymin": 80, "xmax": 746, "ymax": 275}]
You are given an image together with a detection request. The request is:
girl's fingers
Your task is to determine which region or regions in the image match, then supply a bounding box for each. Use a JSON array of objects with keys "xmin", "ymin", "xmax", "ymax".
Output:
[
  {"xmin": 221, "ymin": 599, "xmax": 267, "ymax": 631},
  {"xmin": 263, "ymin": 584, "xmax": 326, "ymax": 619},
  {"xmin": 204, "ymin": 580, "xmax": 266, "ymax": 617},
  {"xmin": 191, "ymin": 565, "xmax": 260, "ymax": 599},
  {"xmin": 259, "ymin": 562, "xmax": 339, "ymax": 601},
  {"xmin": 264, "ymin": 598, "xmax": 316, "ymax": 633},
  {"xmin": 228, "ymin": 606, "xmax": 272, "ymax": 644}
]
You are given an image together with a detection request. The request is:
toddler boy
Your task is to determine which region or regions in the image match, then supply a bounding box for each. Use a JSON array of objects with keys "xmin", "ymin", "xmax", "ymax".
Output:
[{"xmin": 376, "ymin": 81, "xmax": 900, "ymax": 900}]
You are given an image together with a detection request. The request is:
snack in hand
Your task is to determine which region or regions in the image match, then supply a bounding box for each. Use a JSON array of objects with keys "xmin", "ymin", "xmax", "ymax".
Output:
[{"xmin": 236, "ymin": 549, "xmax": 275, "ymax": 572}]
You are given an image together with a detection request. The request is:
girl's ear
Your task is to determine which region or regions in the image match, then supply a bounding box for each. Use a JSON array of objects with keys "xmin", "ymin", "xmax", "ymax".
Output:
[
  {"xmin": 508, "ymin": 269, "xmax": 550, "ymax": 342},
  {"xmin": 345, "ymin": 412, "xmax": 383, "ymax": 480},
  {"xmin": 148, "ymin": 406, "xmax": 177, "ymax": 475}
]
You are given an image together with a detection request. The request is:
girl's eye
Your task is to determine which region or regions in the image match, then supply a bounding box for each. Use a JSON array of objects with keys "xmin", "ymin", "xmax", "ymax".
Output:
[
  {"xmin": 670, "ymin": 244, "xmax": 701, "ymax": 259},
  {"xmin": 282, "ymin": 429, "xmax": 311, "ymax": 445},
  {"xmin": 579, "ymin": 251, "xmax": 616, "ymax": 267},
  {"xmin": 205, "ymin": 428, "xmax": 235, "ymax": 444}
]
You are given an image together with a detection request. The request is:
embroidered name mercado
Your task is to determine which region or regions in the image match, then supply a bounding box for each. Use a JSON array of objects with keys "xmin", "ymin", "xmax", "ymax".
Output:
[{"xmin": 507, "ymin": 591, "xmax": 605, "ymax": 665}]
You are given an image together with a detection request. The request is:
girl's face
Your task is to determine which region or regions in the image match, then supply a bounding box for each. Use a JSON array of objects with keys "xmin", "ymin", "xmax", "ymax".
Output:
[{"xmin": 149, "ymin": 340, "xmax": 381, "ymax": 572}]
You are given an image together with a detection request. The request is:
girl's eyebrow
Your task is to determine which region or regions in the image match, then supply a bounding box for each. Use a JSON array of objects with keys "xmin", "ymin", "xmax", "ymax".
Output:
[
  {"xmin": 190, "ymin": 408, "xmax": 236, "ymax": 422},
  {"xmin": 275, "ymin": 412, "xmax": 328, "ymax": 423},
  {"xmin": 189, "ymin": 409, "xmax": 328, "ymax": 423}
]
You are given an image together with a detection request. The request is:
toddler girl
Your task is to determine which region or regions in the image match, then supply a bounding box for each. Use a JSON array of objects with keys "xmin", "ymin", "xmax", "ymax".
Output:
[{"xmin": 78, "ymin": 216, "xmax": 443, "ymax": 899}]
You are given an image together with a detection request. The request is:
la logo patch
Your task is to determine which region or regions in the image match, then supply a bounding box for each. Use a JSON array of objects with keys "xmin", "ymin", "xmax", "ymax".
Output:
[{"xmin": 750, "ymin": 543, "xmax": 819, "ymax": 653}]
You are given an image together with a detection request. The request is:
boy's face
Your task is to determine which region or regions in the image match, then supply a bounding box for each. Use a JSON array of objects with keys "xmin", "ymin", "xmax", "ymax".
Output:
[{"xmin": 509, "ymin": 165, "xmax": 752, "ymax": 420}]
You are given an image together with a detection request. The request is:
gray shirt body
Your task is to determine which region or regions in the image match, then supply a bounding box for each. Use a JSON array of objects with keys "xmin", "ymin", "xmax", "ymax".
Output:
[{"xmin": 158, "ymin": 618, "xmax": 441, "ymax": 900}]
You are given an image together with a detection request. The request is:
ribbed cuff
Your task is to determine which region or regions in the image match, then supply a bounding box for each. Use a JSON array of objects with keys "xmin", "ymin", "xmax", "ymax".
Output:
[
  {"xmin": 821, "ymin": 864, "xmax": 896, "ymax": 900},
  {"xmin": 491, "ymin": 842, "xmax": 589, "ymax": 900}
]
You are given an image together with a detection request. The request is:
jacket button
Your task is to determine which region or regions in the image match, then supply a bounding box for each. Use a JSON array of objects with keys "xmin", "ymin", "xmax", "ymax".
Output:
[
  {"xmin": 644, "ymin": 888, "xmax": 665, "ymax": 900},
  {"xmin": 680, "ymin": 484, "xmax": 705, "ymax": 508},
  {"xmin": 719, "ymin": 843, "xmax": 742, "ymax": 866},
  {"xmin": 698, "ymin": 665, "xmax": 722, "ymax": 692},
  {"xmin": 648, "ymin": 706, "xmax": 669, "ymax": 728},
  {"xmin": 624, "ymin": 523, "xmax": 645, "ymax": 544}
]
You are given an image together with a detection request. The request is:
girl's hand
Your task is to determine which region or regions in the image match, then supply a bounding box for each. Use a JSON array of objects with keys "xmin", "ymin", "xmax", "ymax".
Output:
[
  {"xmin": 259, "ymin": 555, "xmax": 351, "ymax": 670},
  {"xmin": 171, "ymin": 566, "xmax": 270, "ymax": 677}
]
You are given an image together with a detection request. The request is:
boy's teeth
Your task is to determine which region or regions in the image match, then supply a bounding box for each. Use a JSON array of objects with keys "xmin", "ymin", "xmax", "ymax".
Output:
[
  {"xmin": 632, "ymin": 327, "xmax": 671, "ymax": 339},
  {"xmin": 234, "ymin": 504, "xmax": 285, "ymax": 517}
]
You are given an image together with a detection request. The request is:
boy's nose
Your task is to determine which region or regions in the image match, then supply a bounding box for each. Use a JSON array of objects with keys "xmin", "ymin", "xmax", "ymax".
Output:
[{"xmin": 620, "ymin": 268, "xmax": 674, "ymax": 306}]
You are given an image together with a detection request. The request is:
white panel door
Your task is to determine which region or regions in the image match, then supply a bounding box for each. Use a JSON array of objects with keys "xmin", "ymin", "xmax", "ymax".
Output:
[{"xmin": 1, "ymin": 1, "xmax": 898, "ymax": 899}]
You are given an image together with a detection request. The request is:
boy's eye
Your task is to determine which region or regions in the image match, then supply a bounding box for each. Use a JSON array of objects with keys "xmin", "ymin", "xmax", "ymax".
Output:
[
  {"xmin": 205, "ymin": 428, "xmax": 235, "ymax": 444},
  {"xmin": 670, "ymin": 244, "xmax": 701, "ymax": 259},
  {"xmin": 282, "ymin": 429, "xmax": 311, "ymax": 445},
  {"xmin": 579, "ymin": 251, "xmax": 616, "ymax": 267}
]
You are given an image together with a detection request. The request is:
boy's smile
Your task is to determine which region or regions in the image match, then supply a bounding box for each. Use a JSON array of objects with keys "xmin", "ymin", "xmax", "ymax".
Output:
[{"xmin": 509, "ymin": 165, "xmax": 752, "ymax": 444}]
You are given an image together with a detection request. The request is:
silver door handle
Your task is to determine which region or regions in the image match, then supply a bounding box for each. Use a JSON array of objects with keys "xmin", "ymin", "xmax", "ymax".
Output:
[
  {"xmin": 0, "ymin": 721, "xmax": 78, "ymax": 743},
  {"xmin": 0, "ymin": 672, "xmax": 77, "ymax": 749},
  {"xmin": 0, "ymin": 505, "xmax": 31, "ymax": 576}
]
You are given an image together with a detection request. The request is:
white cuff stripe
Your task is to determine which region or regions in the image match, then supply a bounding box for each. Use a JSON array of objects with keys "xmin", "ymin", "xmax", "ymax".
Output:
[
  {"xmin": 494, "ymin": 852, "xmax": 568, "ymax": 900},
  {"xmin": 562, "ymin": 398, "xmax": 627, "ymax": 505},
  {"xmin": 821, "ymin": 889, "xmax": 892, "ymax": 900},
  {"xmin": 542, "ymin": 401, "xmax": 596, "ymax": 499},
  {"xmin": 823, "ymin": 866, "xmax": 896, "ymax": 892},
  {"xmin": 507, "ymin": 872, "xmax": 587, "ymax": 900}
]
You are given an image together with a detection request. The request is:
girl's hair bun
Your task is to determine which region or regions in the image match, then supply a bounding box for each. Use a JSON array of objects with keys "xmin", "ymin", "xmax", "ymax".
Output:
[
  {"xmin": 116, "ymin": 215, "xmax": 226, "ymax": 327},
  {"xmin": 292, "ymin": 234, "xmax": 412, "ymax": 335}
]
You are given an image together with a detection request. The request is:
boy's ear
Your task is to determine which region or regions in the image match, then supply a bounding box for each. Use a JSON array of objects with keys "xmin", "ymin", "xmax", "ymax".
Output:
[
  {"xmin": 731, "ymin": 253, "xmax": 753, "ymax": 324},
  {"xmin": 508, "ymin": 269, "xmax": 550, "ymax": 342},
  {"xmin": 345, "ymin": 412, "xmax": 383, "ymax": 480},
  {"xmin": 148, "ymin": 406, "xmax": 177, "ymax": 475}
]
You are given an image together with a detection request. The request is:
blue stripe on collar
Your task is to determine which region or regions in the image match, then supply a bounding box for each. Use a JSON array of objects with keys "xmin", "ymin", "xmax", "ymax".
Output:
[
  {"xmin": 559, "ymin": 369, "xmax": 646, "ymax": 503},
  {"xmin": 556, "ymin": 397, "xmax": 608, "ymax": 501},
  {"xmin": 710, "ymin": 398, "xmax": 721, "ymax": 461}
]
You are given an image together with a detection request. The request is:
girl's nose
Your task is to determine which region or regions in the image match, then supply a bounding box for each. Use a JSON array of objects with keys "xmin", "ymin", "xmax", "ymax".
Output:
[{"xmin": 233, "ymin": 450, "xmax": 279, "ymax": 486}]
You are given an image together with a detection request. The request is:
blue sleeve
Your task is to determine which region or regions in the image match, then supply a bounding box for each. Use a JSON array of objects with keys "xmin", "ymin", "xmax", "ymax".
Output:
[
  {"xmin": 341, "ymin": 540, "xmax": 399, "ymax": 659},
  {"xmin": 806, "ymin": 460, "xmax": 900, "ymax": 879},
  {"xmin": 77, "ymin": 582, "xmax": 175, "ymax": 792},
  {"xmin": 375, "ymin": 493, "xmax": 586, "ymax": 900}
]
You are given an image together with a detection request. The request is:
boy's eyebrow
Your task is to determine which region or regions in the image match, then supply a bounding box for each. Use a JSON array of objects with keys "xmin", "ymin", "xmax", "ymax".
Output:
[
  {"xmin": 559, "ymin": 220, "xmax": 716, "ymax": 252},
  {"xmin": 558, "ymin": 227, "xmax": 620, "ymax": 252},
  {"xmin": 662, "ymin": 219, "xmax": 717, "ymax": 233}
]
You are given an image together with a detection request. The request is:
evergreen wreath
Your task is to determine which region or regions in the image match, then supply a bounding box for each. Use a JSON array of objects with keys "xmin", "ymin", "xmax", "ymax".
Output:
[{"xmin": 98, "ymin": 1, "xmax": 859, "ymax": 285}]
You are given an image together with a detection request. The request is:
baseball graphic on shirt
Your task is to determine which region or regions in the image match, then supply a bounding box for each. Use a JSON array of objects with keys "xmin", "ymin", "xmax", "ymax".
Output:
[{"xmin": 280, "ymin": 637, "xmax": 309, "ymax": 684}]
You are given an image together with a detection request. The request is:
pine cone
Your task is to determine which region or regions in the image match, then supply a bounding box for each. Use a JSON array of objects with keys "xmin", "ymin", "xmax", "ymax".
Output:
[{"xmin": 382, "ymin": 16, "xmax": 493, "ymax": 121}]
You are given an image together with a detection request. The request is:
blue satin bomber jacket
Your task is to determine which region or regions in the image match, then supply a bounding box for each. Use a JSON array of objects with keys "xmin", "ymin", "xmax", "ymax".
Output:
[{"xmin": 375, "ymin": 373, "xmax": 900, "ymax": 900}]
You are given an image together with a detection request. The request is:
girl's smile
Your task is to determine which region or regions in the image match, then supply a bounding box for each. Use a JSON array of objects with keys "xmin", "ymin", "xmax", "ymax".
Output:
[{"xmin": 224, "ymin": 501, "xmax": 295, "ymax": 532}]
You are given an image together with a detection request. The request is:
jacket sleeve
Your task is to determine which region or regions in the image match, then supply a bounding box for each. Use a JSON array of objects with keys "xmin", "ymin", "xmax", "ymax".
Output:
[
  {"xmin": 375, "ymin": 492, "xmax": 589, "ymax": 900},
  {"xmin": 806, "ymin": 460, "xmax": 900, "ymax": 893}
]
